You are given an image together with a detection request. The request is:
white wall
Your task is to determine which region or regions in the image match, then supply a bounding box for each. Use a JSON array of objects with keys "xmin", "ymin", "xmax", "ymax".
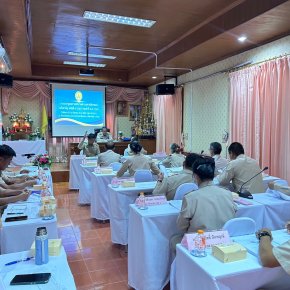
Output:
[{"xmin": 149, "ymin": 35, "xmax": 290, "ymax": 156}]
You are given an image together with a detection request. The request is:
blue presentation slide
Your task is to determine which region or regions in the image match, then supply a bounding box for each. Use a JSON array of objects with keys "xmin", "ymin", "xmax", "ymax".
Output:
[{"xmin": 54, "ymin": 89, "xmax": 105, "ymax": 127}]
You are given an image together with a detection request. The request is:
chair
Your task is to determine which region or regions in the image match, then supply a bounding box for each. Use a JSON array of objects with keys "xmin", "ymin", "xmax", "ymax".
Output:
[
  {"xmin": 223, "ymin": 217, "xmax": 256, "ymax": 237},
  {"xmin": 134, "ymin": 170, "xmax": 153, "ymax": 182},
  {"xmin": 174, "ymin": 183, "xmax": 198, "ymax": 200},
  {"xmin": 159, "ymin": 164, "xmax": 168, "ymax": 177},
  {"xmin": 109, "ymin": 162, "xmax": 122, "ymax": 171}
]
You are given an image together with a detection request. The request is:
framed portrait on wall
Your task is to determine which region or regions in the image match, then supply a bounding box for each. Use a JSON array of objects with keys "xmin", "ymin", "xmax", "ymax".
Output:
[
  {"xmin": 116, "ymin": 101, "xmax": 128, "ymax": 116},
  {"xmin": 129, "ymin": 104, "xmax": 142, "ymax": 121}
]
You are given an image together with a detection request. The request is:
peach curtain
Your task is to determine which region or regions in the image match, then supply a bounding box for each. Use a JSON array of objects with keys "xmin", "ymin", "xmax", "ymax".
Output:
[
  {"xmin": 153, "ymin": 87, "xmax": 183, "ymax": 153},
  {"xmin": 229, "ymin": 56, "xmax": 290, "ymax": 181}
]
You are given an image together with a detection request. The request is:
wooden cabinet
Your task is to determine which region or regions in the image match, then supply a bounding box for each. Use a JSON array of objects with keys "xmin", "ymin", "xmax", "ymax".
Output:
[{"xmin": 69, "ymin": 139, "xmax": 156, "ymax": 157}]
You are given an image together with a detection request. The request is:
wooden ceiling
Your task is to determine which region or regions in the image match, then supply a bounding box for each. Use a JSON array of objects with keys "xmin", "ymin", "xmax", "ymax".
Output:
[{"xmin": 1, "ymin": 0, "xmax": 290, "ymax": 87}]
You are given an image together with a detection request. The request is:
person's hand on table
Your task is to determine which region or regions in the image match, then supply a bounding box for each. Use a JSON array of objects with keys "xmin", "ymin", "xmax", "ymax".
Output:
[
  {"xmin": 20, "ymin": 169, "xmax": 30, "ymax": 174},
  {"xmin": 18, "ymin": 191, "xmax": 30, "ymax": 201},
  {"xmin": 157, "ymin": 172, "xmax": 164, "ymax": 182},
  {"xmin": 256, "ymin": 228, "xmax": 273, "ymax": 241},
  {"xmin": 25, "ymin": 179, "xmax": 37, "ymax": 187},
  {"xmin": 268, "ymin": 181, "xmax": 275, "ymax": 190}
]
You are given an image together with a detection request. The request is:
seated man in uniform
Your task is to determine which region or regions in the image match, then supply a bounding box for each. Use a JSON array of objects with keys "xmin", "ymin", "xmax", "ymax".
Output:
[
  {"xmin": 268, "ymin": 181, "xmax": 290, "ymax": 196},
  {"xmin": 216, "ymin": 142, "xmax": 264, "ymax": 193},
  {"xmin": 97, "ymin": 141, "xmax": 121, "ymax": 167},
  {"xmin": 78, "ymin": 132, "xmax": 100, "ymax": 157},
  {"xmin": 0, "ymin": 145, "xmax": 30, "ymax": 209},
  {"xmin": 96, "ymin": 127, "xmax": 113, "ymax": 142},
  {"xmin": 209, "ymin": 141, "xmax": 228, "ymax": 175},
  {"xmin": 256, "ymin": 227, "xmax": 290, "ymax": 275},
  {"xmin": 153, "ymin": 153, "xmax": 198, "ymax": 200}
]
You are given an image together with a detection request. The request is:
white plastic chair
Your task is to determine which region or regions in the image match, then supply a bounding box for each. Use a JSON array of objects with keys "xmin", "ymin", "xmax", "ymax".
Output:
[
  {"xmin": 174, "ymin": 183, "xmax": 198, "ymax": 200},
  {"xmin": 109, "ymin": 162, "xmax": 122, "ymax": 171},
  {"xmin": 223, "ymin": 217, "xmax": 256, "ymax": 237},
  {"xmin": 134, "ymin": 170, "xmax": 153, "ymax": 182}
]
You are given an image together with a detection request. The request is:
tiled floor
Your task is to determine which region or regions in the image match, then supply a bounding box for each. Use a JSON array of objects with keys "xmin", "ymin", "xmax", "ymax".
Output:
[{"xmin": 54, "ymin": 182, "xmax": 129, "ymax": 290}]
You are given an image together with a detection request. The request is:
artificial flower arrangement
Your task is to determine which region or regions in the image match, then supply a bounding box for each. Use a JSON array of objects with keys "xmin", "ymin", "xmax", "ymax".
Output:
[{"xmin": 32, "ymin": 154, "xmax": 52, "ymax": 167}]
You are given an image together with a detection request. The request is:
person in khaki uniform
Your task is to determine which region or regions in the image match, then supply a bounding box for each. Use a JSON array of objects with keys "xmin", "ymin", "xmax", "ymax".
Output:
[
  {"xmin": 171, "ymin": 155, "xmax": 237, "ymax": 249},
  {"xmin": 256, "ymin": 228, "xmax": 290, "ymax": 275},
  {"xmin": 96, "ymin": 127, "xmax": 113, "ymax": 142},
  {"xmin": 216, "ymin": 142, "xmax": 264, "ymax": 193},
  {"xmin": 268, "ymin": 181, "xmax": 290, "ymax": 196},
  {"xmin": 209, "ymin": 142, "xmax": 228, "ymax": 176},
  {"xmin": 78, "ymin": 132, "xmax": 100, "ymax": 157},
  {"xmin": 161, "ymin": 143, "xmax": 185, "ymax": 168},
  {"xmin": 117, "ymin": 141, "xmax": 160, "ymax": 177},
  {"xmin": 97, "ymin": 142, "xmax": 121, "ymax": 167},
  {"xmin": 153, "ymin": 153, "xmax": 198, "ymax": 200}
]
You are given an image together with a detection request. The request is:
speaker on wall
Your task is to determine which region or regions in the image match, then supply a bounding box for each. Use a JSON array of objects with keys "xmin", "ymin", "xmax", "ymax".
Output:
[
  {"xmin": 156, "ymin": 84, "xmax": 175, "ymax": 95},
  {"xmin": 0, "ymin": 73, "xmax": 13, "ymax": 87}
]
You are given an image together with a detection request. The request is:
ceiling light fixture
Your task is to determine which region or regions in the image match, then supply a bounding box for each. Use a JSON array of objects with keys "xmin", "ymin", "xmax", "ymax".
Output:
[
  {"xmin": 152, "ymin": 76, "xmax": 157, "ymax": 79},
  {"xmin": 238, "ymin": 36, "xmax": 247, "ymax": 42},
  {"xmin": 68, "ymin": 51, "xmax": 116, "ymax": 59},
  {"xmin": 83, "ymin": 11, "xmax": 156, "ymax": 28},
  {"xmin": 63, "ymin": 61, "xmax": 106, "ymax": 68}
]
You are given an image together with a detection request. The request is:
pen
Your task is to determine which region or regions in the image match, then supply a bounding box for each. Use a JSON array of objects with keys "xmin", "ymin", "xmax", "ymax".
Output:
[
  {"xmin": 5, "ymin": 257, "xmax": 34, "ymax": 266},
  {"xmin": 7, "ymin": 213, "xmax": 24, "ymax": 215}
]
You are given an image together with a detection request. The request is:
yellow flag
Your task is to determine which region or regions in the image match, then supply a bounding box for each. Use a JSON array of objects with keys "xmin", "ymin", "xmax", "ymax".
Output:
[{"xmin": 41, "ymin": 105, "xmax": 48, "ymax": 136}]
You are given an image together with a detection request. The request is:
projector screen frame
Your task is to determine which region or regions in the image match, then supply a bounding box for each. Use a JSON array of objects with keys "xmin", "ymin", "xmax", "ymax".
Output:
[{"xmin": 51, "ymin": 83, "xmax": 106, "ymax": 137}]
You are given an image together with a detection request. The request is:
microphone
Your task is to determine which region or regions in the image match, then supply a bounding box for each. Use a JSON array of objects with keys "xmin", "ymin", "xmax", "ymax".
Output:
[
  {"xmin": 200, "ymin": 150, "xmax": 204, "ymax": 155},
  {"xmin": 21, "ymin": 153, "xmax": 35, "ymax": 159},
  {"xmin": 238, "ymin": 166, "xmax": 268, "ymax": 199}
]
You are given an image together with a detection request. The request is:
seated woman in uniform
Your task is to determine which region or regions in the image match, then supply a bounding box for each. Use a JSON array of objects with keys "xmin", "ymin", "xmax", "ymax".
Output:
[
  {"xmin": 117, "ymin": 141, "xmax": 159, "ymax": 177},
  {"xmin": 171, "ymin": 155, "xmax": 237, "ymax": 249},
  {"xmin": 161, "ymin": 143, "xmax": 185, "ymax": 168}
]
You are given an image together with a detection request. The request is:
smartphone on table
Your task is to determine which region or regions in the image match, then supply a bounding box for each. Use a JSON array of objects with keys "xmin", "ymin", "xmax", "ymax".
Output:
[{"xmin": 10, "ymin": 273, "xmax": 51, "ymax": 285}]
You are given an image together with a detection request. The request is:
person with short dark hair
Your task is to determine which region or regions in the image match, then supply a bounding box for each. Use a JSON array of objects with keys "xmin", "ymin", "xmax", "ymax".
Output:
[
  {"xmin": 216, "ymin": 142, "xmax": 264, "ymax": 193},
  {"xmin": 78, "ymin": 131, "xmax": 100, "ymax": 157},
  {"xmin": 0, "ymin": 145, "xmax": 30, "ymax": 206},
  {"xmin": 161, "ymin": 143, "xmax": 185, "ymax": 168},
  {"xmin": 97, "ymin": 141, "xmax": 121, "ymax": 167},
  {"xmin": 117, "ymin": 141, "xmax": 160, "ymax": 177},
  {"xmin": 124, "ymin": 136, "xmax": 147, "ymax": 156},
  {"xmin": 209, "ymin": 142, "xmax": 228, "ymax": 175},
  {"xmin": 153, "ymin": 153, "xmax": 198, "ymax": 200},
  {"xmin": 256, "ymin": 228, "xmax": 290, "ymax": 274},
  {"xmin": 96, "ymin": 127, "xmax": 113, "ymax": 142},
  {"xmin": 171, "ymin": 155, "xmax": 236, "ymax": 248}
]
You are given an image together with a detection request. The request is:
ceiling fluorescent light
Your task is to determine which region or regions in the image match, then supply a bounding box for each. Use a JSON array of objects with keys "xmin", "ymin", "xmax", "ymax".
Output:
[
  {"xmin": 63, "ymin": 61, "xmax": 106, "ymax": 68},
  {"xmin": 68, "ymin": 51, "xmax": 116, "ymax": 59},
  {"xmin": 83, "ymin": 11, "xmax": 156, "ymax": 28},
  {"xmin": 238, "ymin": 36, "xmax": 247, "ymax": 42},
  {"xmin": 0, "ymin": 45, "xmax": 12, "ymax": 73}
]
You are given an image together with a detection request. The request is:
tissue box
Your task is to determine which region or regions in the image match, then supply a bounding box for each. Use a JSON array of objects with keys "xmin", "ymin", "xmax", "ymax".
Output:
[
  {"xmin": 121, "ymin": 180, "xmax": 135, "ymax": 187},
  {"xmin": 212, "ymin": 243, "xmax": 247, "ymax": 263},
  {"xmin": 41, "ymin": 196, "xmax": 56, "ymax": 205},
  {"xmin": 100, "ymin": 168, "xmax": 113, "ymax": 174},
  {"xmin": 31, "ymin": 239, "xmax": 62, "ymax": 256}
]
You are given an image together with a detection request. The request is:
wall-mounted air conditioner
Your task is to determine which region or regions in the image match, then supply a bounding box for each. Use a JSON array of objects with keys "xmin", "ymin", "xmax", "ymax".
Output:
[{"xmin": 0, "ymin": 45, "xmax": 12, "ymax": 73}]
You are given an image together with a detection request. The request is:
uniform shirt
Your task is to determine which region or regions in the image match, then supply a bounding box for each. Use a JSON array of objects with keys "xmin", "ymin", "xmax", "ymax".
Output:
[
  {"xmin": 177, "ymin": 181, "xmax": 237, "ymax": 234},
  {"xmin": 97, "ymin": 150, "xmax": 121, "ymax": 167},
  {"xmin": 96, "ymin": 132, "xmax": 113, "ymax": 142},
  {"xmin": 161, "ymin": 153, "xmax": 185, "ymax": 168},
  {"xmin": 273, "ymin": 240, "xmax": 290, "ymax": 275},
  {"xmin": 213, "ymin": 154, "xmax": 229, "ymax": 175},
  {"xmin": 273, "ymin": 183, "xmax": 290, "ymax": 196},
  {"xmin": 217, "ymin": 154, "xmax": 264, "ymax": 193},
  {"xmin": 78, "ymin": 140, "xmax": 100, "ymax": 157},
  {"xmin": 152, "ymin": 169, "xmax": 195, "ymax": 200},
  {"xmin": 124, "ymin": 145, "xmax": 147, "ymax": 156},
  {"xmin": 117, "ymin": 153, "xmax": 160, "ymax": 177}
]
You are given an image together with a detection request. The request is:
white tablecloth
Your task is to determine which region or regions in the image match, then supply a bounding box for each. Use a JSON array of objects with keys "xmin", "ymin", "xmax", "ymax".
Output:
[
  {"xmin": 252, "ymin": 192, "xmax": 290, "ymax": 229},
  {"xmin": 2, "ymin": 141, "xmax": 46, "ymax": 166},
  {"xmin": 127, "ymin": 195, "xmax": 290, "ymax": 290},
  {"xmin": 108, "ymin": 181, "xmax": 156, "ymax": 245},
  {"xmin": 91, "ymin": 172, "xmax": 116, "ymax": 220},
  {"xmin": 0, "ymin": 247, "xmax": 76, "ymax": 290},
  {"xmin": 0, "ymin": 203, "xmax": 58, "ymax": 254},
  {"xmin": 78, "ymin": 164, "xmax": 96, "ymax": 204},
  {"xmin": 69, "ymin": 155, "xmax": 84, "ymax": 189},
  {"xmin": 174, "ymin": 243, "xmax": 290, "ymax": 290}
]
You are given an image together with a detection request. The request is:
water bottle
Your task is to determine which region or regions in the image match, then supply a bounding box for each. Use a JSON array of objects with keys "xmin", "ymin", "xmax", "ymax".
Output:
[
  {"xmin": 191, "ymin": 229, "xmax": 206, "ymax": 257},
  {"xmin": 138, "ymin": 192, "xmax": 148, "ymax": 210},
  {"xmin": 35, "ymin": 227, "xmax": 49, "ymax": 265},
  {"xmin": 111, "ymin": 177, "xmax": 119, "ymax": 188}
]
